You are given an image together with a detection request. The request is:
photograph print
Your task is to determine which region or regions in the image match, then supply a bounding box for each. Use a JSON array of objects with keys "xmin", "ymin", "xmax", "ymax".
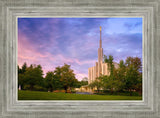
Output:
[{"xmin": 18, "ymin": 18, "xmax": 142, "ymax": 100}]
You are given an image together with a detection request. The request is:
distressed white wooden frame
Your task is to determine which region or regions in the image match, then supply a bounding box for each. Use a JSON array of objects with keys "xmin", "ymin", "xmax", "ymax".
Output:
[{"xmin": 0, "ymin": 0, "xmax": 159, "ymax": 118}]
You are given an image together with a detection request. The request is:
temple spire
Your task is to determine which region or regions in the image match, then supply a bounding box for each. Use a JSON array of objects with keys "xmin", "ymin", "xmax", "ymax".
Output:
[
  {"xmin": 100, "ymin": 26, "xmax": 102, "ymax": 48},
  {"xmin": 98, "ymin": 26, "xmax": 103, "ymax": 63}
]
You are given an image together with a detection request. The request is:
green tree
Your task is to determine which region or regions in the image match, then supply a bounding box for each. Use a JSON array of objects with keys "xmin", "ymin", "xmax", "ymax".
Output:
[
  {"xmin": 125, "ymin": 57, "xmax": 142, "ymax": 71},
  {"xmin": 80, "ymin": 77, "xmax": 88, "ymax": 86},
  {"xmin": 18, "ymin": 63, "xmax": 28, "ymax": 90},
  {"xmin": 23, "ymin": 64, "xmax": 43, "ymax": 90},
  {"xmin": 125, "ymin": 65, "xmax": 139, "ymax": 95},
  {"xmin": 101, "ymin": 75, "xmax": 116, "ymax": 93},
  {"xmin": 135, "ymin": 73, "xmax": 142, "ymax": 95},
  {"xmin": 89, "ymin": 76, "xmax": 103, "ymax": 93},
  {"xmin": 114, "ymin": 60, "xmax": 126, "ymax": 91},
  {"xmin": 103, "ymin": 55, "xmax": 118, "ymax": 93},
  {"xmin": 75, "ymin": 77, "xmax": 88, "ymax": 88},
  {"xmin": 44, "ymin": 71, "xmax": 63, "ymax": 92},
  {"xmin": 54, "ymin": 64, "xmax": 77, "ymax": 93},
  {"xmin": 104, "ymin": 55, "xmax": 108, "ymax": 63},
  {"xmin": 125, "ymin": 57, "xmax": 142, "ymax": 95},
  {"xmin": 18, "ymin": 65, "xmax": 22, "ymax": 74},
  {"xmin": 108, "ymin": 55, "xmax": 114, "ymax": 75},
  {"xmin": 44, "ymin": 71, "xmax": 54, "ymax": 92},
  {"xmin": 21, "ymin": 62, "xmax": 27, "ymax": 73},
  {"xmin": 103, "ymin": 56, "xmax": 142, "ymax": 95},
  {"xmin": 104, "ymin": 55, "xmax": 115, "ymax": 76}
]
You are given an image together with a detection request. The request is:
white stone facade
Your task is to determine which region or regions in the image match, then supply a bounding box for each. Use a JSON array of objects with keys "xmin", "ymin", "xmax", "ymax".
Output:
[
  {"xmin": 88, "ymin": 62, "xmax": 110, "ymax": 84},
  {"xmin": 88, "ymin": 26, "xmax": 110, "ymax": 84}
]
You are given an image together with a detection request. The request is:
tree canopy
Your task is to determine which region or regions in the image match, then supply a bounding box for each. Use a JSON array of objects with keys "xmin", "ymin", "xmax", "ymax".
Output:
[
  {"xmin": 18, "ymin": 63, "xmax": 79, "ymax": 93},
  {"xmin": 89, "ymin": 55, "xmax": 142, "ymax": 95}
]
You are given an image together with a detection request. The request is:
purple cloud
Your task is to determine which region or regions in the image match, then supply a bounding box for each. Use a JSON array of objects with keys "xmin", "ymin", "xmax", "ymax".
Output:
[{"xmin": 18, "ymin": 18, "xmax": 142, "ymax": 80}]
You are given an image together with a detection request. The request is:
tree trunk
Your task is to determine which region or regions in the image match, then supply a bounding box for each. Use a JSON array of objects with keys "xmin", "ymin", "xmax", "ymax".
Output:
[
  {"xmin": 30, "ymin": 85, "xmax": 33, "ymax": 91},
  {"xmin": 129, "ymin": 89, "xmax": 132, "ymax": 96},
  {"xmin": 64, "ymin": 86, "xmax": 67, "ymax": 93}
]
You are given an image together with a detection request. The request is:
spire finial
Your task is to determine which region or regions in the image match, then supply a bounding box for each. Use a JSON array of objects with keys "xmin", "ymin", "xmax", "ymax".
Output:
[{"xmin": 98, "ymin": 26, "xmax": 103, "ymax": 63}]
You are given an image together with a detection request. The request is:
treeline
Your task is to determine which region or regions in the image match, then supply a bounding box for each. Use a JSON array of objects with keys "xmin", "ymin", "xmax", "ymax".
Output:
[
  {"xmin": 89, "ymin": 55, "xmax": 142, "ymax": 96},
  {"xmin": 18, "ymin": 63, "xmax": 88, "ymax": 93}
]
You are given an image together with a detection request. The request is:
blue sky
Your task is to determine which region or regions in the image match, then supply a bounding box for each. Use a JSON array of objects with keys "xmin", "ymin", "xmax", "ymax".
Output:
[{"xmin": 18, "ymin": 17, "xmax": 142, "ymax": 80}]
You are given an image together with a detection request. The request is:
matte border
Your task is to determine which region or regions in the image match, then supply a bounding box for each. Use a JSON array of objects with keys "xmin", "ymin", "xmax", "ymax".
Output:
[{"xmin": 0, "ymin": 0, "xmax": 159, "ymax": 118}]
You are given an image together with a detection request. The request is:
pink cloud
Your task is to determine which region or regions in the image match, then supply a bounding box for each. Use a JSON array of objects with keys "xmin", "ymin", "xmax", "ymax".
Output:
[{"xmin": 18, "ymin": 32, "xmax": 92, "ymax": 80}]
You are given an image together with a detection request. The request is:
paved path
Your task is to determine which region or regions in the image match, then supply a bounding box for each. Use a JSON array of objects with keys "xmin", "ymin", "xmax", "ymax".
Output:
[{"xmin": 75, "ymin": 92, "xmax": 93, "ymax": 95}]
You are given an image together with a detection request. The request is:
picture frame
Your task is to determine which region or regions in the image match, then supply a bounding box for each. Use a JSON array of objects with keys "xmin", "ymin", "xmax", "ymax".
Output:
[{"xmin": 0, "ymin": 0, "xmax": 159, "ymax": 118}]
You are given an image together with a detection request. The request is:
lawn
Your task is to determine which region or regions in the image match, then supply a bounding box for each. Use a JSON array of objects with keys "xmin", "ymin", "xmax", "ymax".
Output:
[{"xmin": 18, "ymin": 90, "xmax": 142, "ymax": 100}]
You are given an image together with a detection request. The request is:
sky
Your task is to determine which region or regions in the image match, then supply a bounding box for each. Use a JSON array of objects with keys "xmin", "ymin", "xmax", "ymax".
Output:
[{"xmin": 18, "ymin": 18, "xmax": 142, "ymax": 81}]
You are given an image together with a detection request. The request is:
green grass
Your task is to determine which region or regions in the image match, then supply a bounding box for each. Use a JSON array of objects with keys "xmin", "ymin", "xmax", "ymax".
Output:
[{"xmin": 18, "ymin": 90, "xmax": 142, "ymax": 100}]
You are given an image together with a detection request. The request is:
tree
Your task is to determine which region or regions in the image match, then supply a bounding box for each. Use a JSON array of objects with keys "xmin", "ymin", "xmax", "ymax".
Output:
[
  {"xmin": 18, "ymin": 73, "xmax": 24, "ymax": 89},
  {"xmin": 74, "ymin": 77, "xmax": 88, "ymax": 88},
  {"xmin": 125, "ymin": 57, "xmax": 142, "ymax": 71},
  {"xmin": 114, "ymin": 60, "xmax": 126, "ymax": 91},
  {"xmin": 44, "ymin": 71, "xmax": 54, "ymax": 92},
  {"xmin": 101, "ymin": 75, "xmax": 116, "ymax": 93},
  {"xmin": 104, "ymin": 55, "xmax": 115, "ymax": 76},
  {"xmin": 103, "ymin": 55, "xmax": 119, "ymax": 92},
  {"xmin": 103, "ymin": 55, "xmax": 142, "ymax": 95},
  {"xmin": 89, "ymin": 77, "xmax": 103, "ymax": 93},
  {"xmin": 54, "ymin": 64, "xmax": 77, "ymax": 93},
  {"xmin": 125, "ymin": 65, "xmax": 139, "ymax": 95},
  {"xmin": 104, "ymin": 55, "xmax": 108, "ymax": 63},
  {"xmin": 18, "ymin": 65, "xmax": 22, "ymax": 74},
  {"xmin": 45, "ymin": 70, "xmax": 65, "ymax": 92},
  {"xmin": 18, "ymin": 62, "xmax": 27, "ymax": 90},
  {"xmin": 23, "ymin": 64, "xmax": 43, "ymax": 90},
  {"xmin": 135, "ymin": 73, "xmax": 142, "ymax": 95},
  {"xmin": 21, "ymin": 62, "xmax": 27, "ymax": 73},
  {"xmin": 80, "ymin": 77, "xmax": 88, "ymax": 86},
  {"xmin": 124, "ymin": 57, "xmax": 142, "ymax": 95}
]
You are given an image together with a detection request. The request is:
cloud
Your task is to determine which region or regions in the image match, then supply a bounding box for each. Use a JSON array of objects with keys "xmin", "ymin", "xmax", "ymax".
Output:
[
  {"xmin": 124, "ymin": 21, "xmax": 142, "ymax": 31},
  {"xmin": 18, "ymin": 18, "xmax": 142, "ymax": 80},
  {"xmin": 102, "ymin": 33, "xmax": 142, "ymax": 62},
  {"xmin": 18, "ymin": 31, "xmax": 96, "ymax": 79}
]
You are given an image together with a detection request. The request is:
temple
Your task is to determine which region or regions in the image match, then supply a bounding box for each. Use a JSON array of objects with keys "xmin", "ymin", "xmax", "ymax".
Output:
[
  {"xmin": 88, "ymin": 26, "xmax": 110, "ymax": 84},
  {"xmin": 78, "ymin": 26, "xmax": 119, "ymax": 92}
]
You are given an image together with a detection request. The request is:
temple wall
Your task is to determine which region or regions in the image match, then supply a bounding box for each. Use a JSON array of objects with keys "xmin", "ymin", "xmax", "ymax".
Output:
[
  {"xmin": 88, "ymin": 68, "xmax": 91, "ymax": 84},
  {"xmin": 102, "ymin": 63, "xmax": 110, "ymax": 75},
  {"xmin": 88, "ymin": 66, "xmax": 96, "ymax": 84},
  {"xmin": 88, "ymin": 62, "xmax": 111, "ymax": 84},
  {"xmin": 95, "ymin": 62, "xmax": 98, "ymax": 77}
]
